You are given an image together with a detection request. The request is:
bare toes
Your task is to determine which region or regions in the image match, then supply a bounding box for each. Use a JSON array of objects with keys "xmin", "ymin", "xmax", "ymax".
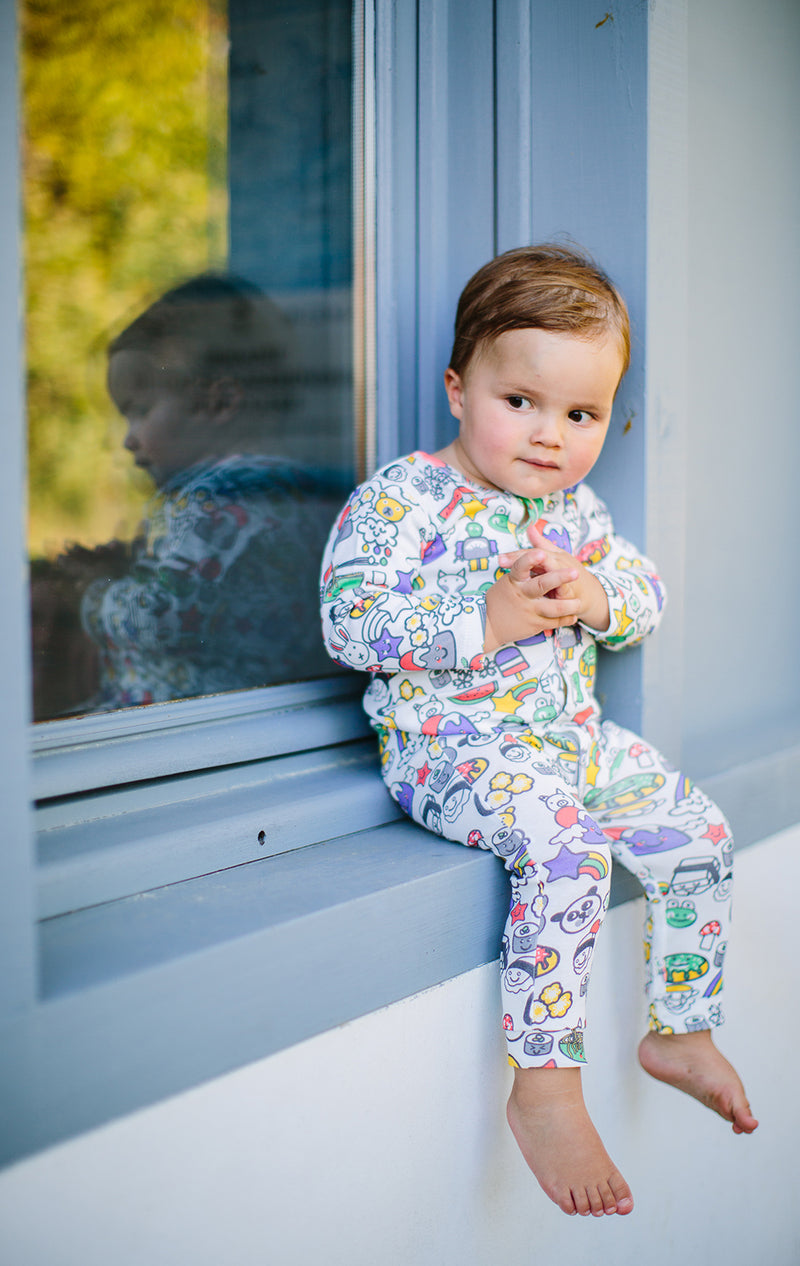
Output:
[
  {"xmin": 572, "ymin": 1187, "xmax": 592, "ymax": 1217},
  {"xmin": 586, "ymin": 1186, "xmax": 607, "ymax": 1217},
  {"xmin": 610, "ymin": 1172, "xmax": 634, "ymax": 1215},
  {"xmin": 597, "ymin": 1179, "xmax": 618, "ymax": 1215},
  {"xmin": 732, "ymin": 1104, "xmax": 759, "ymax": 1134}
]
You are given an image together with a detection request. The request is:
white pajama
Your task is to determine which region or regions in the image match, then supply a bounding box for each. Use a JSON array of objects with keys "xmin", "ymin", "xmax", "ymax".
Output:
[{"xmin": 320, "ymin": 452, "xmax": 732, "ymax": 1066}]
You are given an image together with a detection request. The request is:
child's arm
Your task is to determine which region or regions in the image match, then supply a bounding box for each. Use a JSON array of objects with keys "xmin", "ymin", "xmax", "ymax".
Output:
[
  {"xmin": 321, "ymin": 477, "xmax": 489, "ymax": 673},
  {"xmin": 571, "ymin": 483, "xmax": 666, "ymax": 648},
  {"xmin": 508, "ymin": 484, "xmax": 666, "ymax": 651}
]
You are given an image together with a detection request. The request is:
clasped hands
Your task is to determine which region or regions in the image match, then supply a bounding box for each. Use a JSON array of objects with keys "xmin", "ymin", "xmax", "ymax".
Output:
[{"xmin": 483, "ymin": 524, "xmax": 610, "ymax": 654}]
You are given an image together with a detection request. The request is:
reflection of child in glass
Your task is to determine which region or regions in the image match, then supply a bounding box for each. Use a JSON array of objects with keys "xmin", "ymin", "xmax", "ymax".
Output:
[
  {"xmin": 67, "ymin": 275, "xmax": 339, "ymax": 712},
  {"xmin": 320, "ymin": 246, "xmax": 757, "ymax": 1217}
]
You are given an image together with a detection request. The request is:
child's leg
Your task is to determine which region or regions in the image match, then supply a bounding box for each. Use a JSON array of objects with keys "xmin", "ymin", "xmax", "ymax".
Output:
[
  {"xmin": 380, "ymin": 727, "xmax": 611, "ymax": 1063},
  {"xmin": 378, "ymin": 726, "xmax": 633, "ymax": 1214},
  {"xmin": 586, "ymin": 720, "xmax": 757, "ymax": 1133}
]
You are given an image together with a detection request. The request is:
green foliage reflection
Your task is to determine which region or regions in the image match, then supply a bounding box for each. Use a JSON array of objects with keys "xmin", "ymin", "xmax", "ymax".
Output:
[{"xmin": 23, "ymin": 0, "xmax": 228, "ymax": 554}]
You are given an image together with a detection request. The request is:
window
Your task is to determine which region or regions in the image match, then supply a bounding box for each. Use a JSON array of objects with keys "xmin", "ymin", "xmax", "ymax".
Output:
[
  {"xmin": 25, "ymin": 0, "xmax": 355, "ymax": 724},
  {"xmin": 1, "ymin": 0, "xmax": 682, "ymax": 1170}
]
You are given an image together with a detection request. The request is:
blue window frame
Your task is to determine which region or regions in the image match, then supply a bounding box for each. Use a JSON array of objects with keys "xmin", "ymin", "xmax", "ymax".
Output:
[
  {"xmin": 0, "ymin": 0, "xmax": 655, "ymax": 1167},
  {"xmin": 7, "ymin": 0, "xmax": 795, "ymax": 1170}
]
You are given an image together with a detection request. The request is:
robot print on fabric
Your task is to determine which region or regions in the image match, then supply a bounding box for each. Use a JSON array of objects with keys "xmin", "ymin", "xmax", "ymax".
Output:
[{"xmin": 320, "ymin": 452, "xmax": 733, "ymax": 1068}]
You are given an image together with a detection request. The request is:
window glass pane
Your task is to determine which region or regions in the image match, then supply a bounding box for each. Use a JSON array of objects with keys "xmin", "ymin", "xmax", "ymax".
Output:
[{"xmin": 25, "ymin": 0, "xmax": 353, "ymax": 721}]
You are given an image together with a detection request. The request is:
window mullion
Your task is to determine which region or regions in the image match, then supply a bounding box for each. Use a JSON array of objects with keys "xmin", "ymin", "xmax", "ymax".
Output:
[{"xmin": 1, "ymin": 0, "xmax": 37, "ymax": 1016}]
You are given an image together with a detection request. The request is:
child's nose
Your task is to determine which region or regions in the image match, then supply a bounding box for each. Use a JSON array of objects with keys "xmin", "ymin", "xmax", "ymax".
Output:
[
  {"xmin": 528, "ymin": 411, "xmax": 562, "ymax": 446},
  {"xmin": 123, "ymin": 425, "xmax": 138, "ymax": 452}
]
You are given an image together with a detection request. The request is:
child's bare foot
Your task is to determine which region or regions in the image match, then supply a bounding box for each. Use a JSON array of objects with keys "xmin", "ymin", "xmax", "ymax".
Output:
[
  {"xmin": 638, "ymin": 1029, "xmax": 758, "ymax": 1134},
  {"xmin": 506, "ymin": 1067, "xmax": 633, "ymax": 1217}
]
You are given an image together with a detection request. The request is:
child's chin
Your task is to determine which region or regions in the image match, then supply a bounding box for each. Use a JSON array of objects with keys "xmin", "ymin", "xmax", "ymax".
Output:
[{"xmin": 511, "ymin": 473, "xmax": 565, "ymax": 498}]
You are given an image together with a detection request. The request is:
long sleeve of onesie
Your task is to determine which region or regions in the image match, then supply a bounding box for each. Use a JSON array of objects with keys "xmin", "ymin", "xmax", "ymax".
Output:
[
  {"xmin": 567, "ymin": 481, "xmax": 666, "ymax": 650},
  {"xmin": 320, "ymin": 464, "xmax": 489, "ymax": 674}
]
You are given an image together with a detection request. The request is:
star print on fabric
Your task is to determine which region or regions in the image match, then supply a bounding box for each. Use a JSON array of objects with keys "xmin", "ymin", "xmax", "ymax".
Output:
[
  {"xmin": 493, "ymin": 689, "xmax": 524, "ymax": 716},
  {"xmin": 613, "ymin": 602, "xmax": 634, "ymax": 637},
  {"xmin": 542, "ymin": 845, "xmax": 590, "ymax": 882},
  {"xmin": 416, "ymin": 762, "xmax": 431, "ymax": 785},
  {"xmin": 701, "ymin": 822, "xmax": 728, "ymax": 844},
  {"xmin": 509, "ymin": 900, "xmax": 528, "ymax": 924},
  {"xmin": 459, "ymin": 495, "xmax": 488, "ymax": 520},
  {"xmin": 370, "ymin": 631, "xmax": 402, "ymax": 658},
  {"xmin": 393, "ymin": 569, "xmax": 416, "ymax": 594}
]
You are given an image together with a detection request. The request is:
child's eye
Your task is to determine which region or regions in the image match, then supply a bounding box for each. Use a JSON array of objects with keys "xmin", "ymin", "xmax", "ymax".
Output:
[
  {"xmin": 567, "ymin": 409, "xmax": 592, "ymax": 424},
  {"xmin": 506, "ymin": 396, "xmax": 530, "ymax": 410}
]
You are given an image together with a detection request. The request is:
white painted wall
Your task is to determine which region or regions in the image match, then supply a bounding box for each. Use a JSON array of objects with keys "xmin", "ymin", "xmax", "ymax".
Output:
[
  {"xmin": 681, "ymin": 0, "xmax": 800, "ymax": 776},
  {"xmin": 0, "ymin": 824, "xmax": 797, "ymax": 1265}
]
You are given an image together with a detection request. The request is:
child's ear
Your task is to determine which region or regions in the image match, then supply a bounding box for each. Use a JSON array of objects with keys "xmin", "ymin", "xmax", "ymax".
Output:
[
  {"xmin": 443, "ymin": 368, "xmax": 465, "ymax": 419},
  {"xmin": 205, "ymin": 377, "xmax": 243, "ymax": 425}
]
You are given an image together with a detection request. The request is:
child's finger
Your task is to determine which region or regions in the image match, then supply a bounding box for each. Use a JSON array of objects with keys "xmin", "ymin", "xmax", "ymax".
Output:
[
  {"xmin": 537, "ymin": 595, "xmax": 581, "ymax": 623},
  {"xmin": 496, "ymin": 548, "xmax": 529, "ymax": 569},
  {"xmin": 526, "ymin": 523, "xmax": 578, "ymax": 567},
  {"xmin": 499, "ymin": 548, "xmax": 549, "ymax": 576},
  {"xmin": 526, "ymin": 523, "xmax": 549, "ymax": 549},
  {"xmin": 496, "ymin": 547, "xmax": 548, "ymax": 570},
  {"xmin": 515, "ymin": 565, "xmax": 579, "ymax": 596}
]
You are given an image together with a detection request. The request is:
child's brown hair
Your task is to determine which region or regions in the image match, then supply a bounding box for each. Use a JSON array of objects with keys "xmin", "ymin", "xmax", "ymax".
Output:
[
  {"xmin": 449, "ymin": 243, "xmax": 630, "ymax": 378},
  {"xmin": 108, "ymin": 274, "xmax": 296, "ymax": 441}
]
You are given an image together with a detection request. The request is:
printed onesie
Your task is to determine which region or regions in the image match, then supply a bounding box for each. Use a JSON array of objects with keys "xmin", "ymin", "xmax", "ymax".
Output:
[
  {"xmin": 81, "ymin": 454, "xmax": 340, "ymax": 708},
  {"xmin": 320, "ymin": 452, "xmax": 732, "ymax": 1068}
]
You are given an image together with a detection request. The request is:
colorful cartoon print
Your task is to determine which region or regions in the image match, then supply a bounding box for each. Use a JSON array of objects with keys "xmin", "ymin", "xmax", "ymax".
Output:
[
  {"xmin": 320, "ymin": 452, "xmax": 665, "ymax": 736},
  {"xmin": 320, "ymin": 452, "xmax": 733, "ymax": 1068},
  {"xmin": 83, "ymin": 455, "xmax": 341, "ymax": 707},
  {"xmin": 371, "ymin": 717, "xmax": 732, "ymax": 1067}
]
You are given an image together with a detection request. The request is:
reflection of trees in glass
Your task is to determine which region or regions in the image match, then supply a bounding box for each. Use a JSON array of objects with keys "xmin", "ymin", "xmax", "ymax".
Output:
[{"xmin": 23, "ymin": 0, "xmax": 228, "ymax": 554}]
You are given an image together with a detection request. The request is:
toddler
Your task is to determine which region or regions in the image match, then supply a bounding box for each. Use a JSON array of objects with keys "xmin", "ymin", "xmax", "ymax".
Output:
[
  {"xmin": 84, "ymin": 273, "xmax": 336, "ymax": 705},
  {"xmin": 32, "ymin": 274, "xmax": 343, "ymax": 718},
  {"xmin": 320, "ymin": 244, "xmax": 757, "ymax": 1217}
]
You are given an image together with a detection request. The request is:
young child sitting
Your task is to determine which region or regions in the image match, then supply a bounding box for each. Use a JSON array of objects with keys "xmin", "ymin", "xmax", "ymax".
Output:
[
  {"xmin": 320, "ymin": 244, "xmax": 757, "ymax": 1217},
  {"xmin": 31, "ymin": 273, "xmax": 344, "ymax": 718}
]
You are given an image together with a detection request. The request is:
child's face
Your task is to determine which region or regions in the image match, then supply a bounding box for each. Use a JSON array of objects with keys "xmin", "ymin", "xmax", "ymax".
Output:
[
  {"xmin": 443, "ymin": 327, "xmax": 625, "ymax": 498},
  {"xmin": 108, "ymin": 349, "xmax": 219, "ymax": 486}
]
